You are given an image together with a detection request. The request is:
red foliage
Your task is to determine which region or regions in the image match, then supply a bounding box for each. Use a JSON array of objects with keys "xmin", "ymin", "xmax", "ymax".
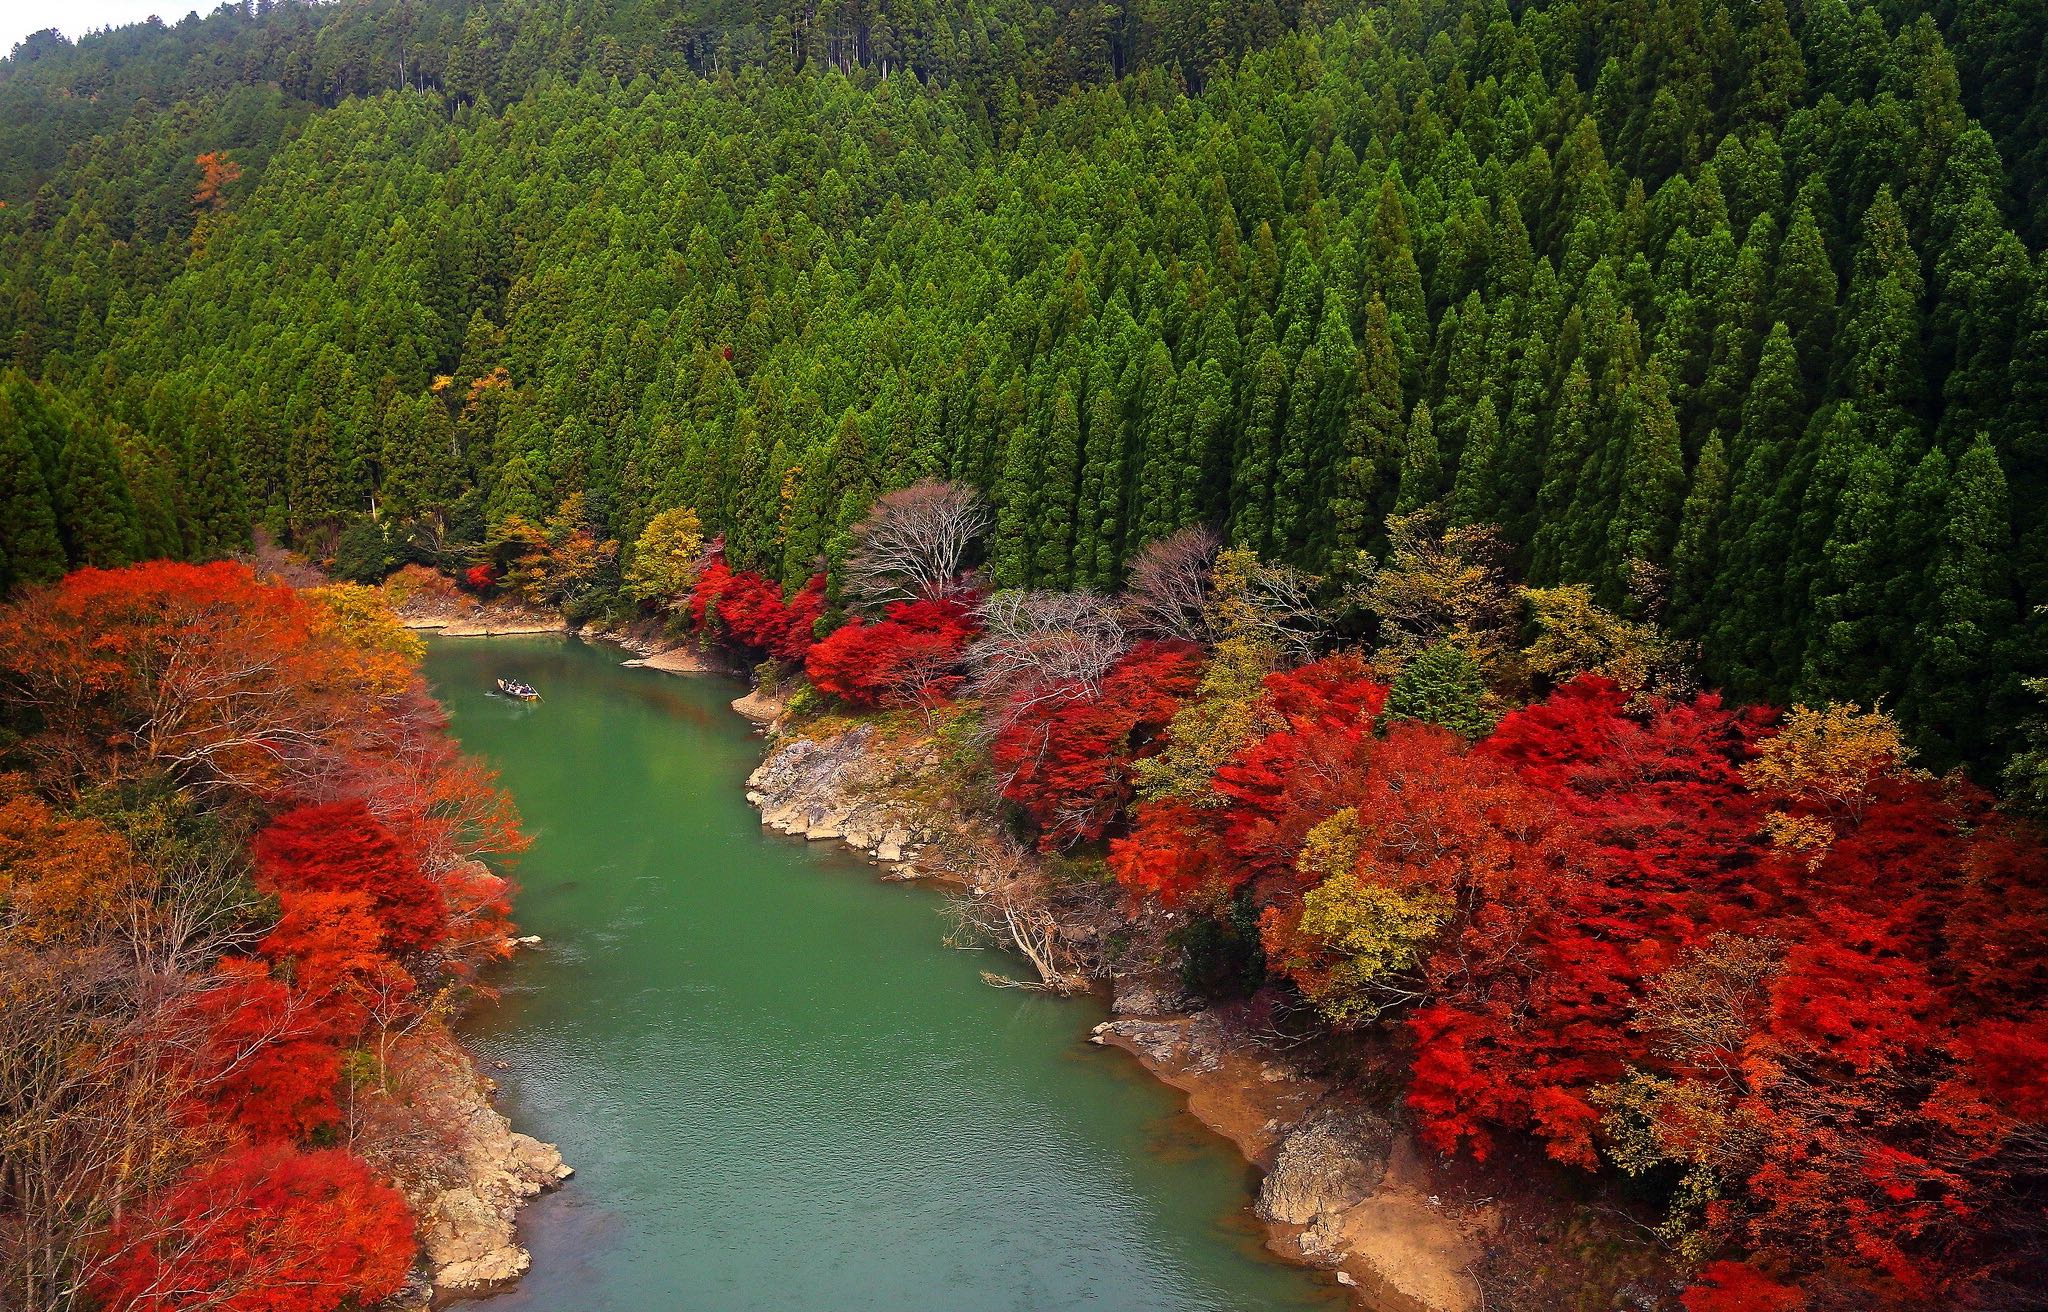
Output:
[
  {"xmin": 0, "ymin": 562, "xmax": 403, "ymax": 796},
  {"xmin": 254, "ymin": 800, "xmax": 448, "ymax": 957},
  {"xmin": 805, "ymin": 596, "xmax": 980, "ymax": 708},
  {"xmin": 94, "ymin": 1144, "xmax": 413, "ymax": 1312},
  {"xmin": 1107, "ymin": 655, "xmax": 1392, "ymax": 901},
  {"xmin": 1953, "ymin": 1015, "xmax": 2048, "ymax": 1120},
  {"xmin": 688, "ymin": 557, "xmax": 827, "ymax": 663},
  {"xmin": 687, "ymin": 558, "xmax": 734, "ymax": 631},
  {"xmin": 1109, "ymin": 799, "xmax": 1225, "ymax": 904},
  {"xmin": 716, "ymin": 572, "xmax": 788, "ymax": 650},
  {"xmin": 766, "ymin": 573, "xmax": 828, "ymax": 663},
  {"xmin": 258, "ymin": 890, "xmax": 416, "ymax": 1034},
  {"xmin": 1109, "ymin": 664, "xmax": 2048, "ymax": 1302},
  {"xmin": 0, "ymin": 562, "xmax": 528, "ymax": 1308},
  {"xmin": 462, "ymin": 563, "xmax": 497, "ymax": 592},
  {"xmin": 177, "ymin": 958, "xmax": 342, "ymax": 1141},
  {"xmin": 992, "ymin": 639, "xmax": 1203, "ymax": 849},
  {"xmin": 1680, "ymin": 1262, "xmax": 1806, "ymax": 1312}
]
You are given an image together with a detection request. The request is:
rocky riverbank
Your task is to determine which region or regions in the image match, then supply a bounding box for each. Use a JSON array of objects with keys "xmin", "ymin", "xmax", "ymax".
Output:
[
  {"xmin": 401, "ymin": 621, "xmax": 1656, "ymax": 1310},
  {"xmin": 738, "ymin": 711, "xmax": 1497, "ymax": 1312},
  {"xmin": 360, "ymin": 1017, "xmax": 572, "ymax": 1309},
  {"xmin": 1090, "ymin": 1008, "xmax": 1486, "ymax": 1312}
]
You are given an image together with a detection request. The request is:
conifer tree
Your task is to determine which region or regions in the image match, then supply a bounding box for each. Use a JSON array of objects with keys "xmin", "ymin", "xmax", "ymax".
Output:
[
  {"xmin": 1907, "ymin": 433, "xmax": 2012, "ymax": 765},
  {"xmin": 54, "ymin": 417, "xmax": 141, "ymax": 569},
  {"xmin": 1330, "ymin": 301, "xmax": 1401, "ymax": 561},
  {"xmin": 1801, "ymin": 429, "xmax": 1900, "ymax": 702},
  {"xmin": 1074, "ymin": 377, "xmax": 1124, "ymax": 588},
  {"xmin": 992, "ymin": 422, "xmax": 1044, "ymax": 589},
  {"xmin": 1771, "ymin": 198, "xmax": 1838, "ymax": 398},
  {"xmin": 1394, "ymin": 401, "xmax": 1440, "ymax": 515},
  {"xmin": 1271, "ymin": 342, "xmax": 1325, "ymax": 561},
  {"xmin": 1133, "ymin": 343, "xmax": 1180, "ymax": 543},
  {"xmin": 1180, "ymin": 361, "xmax": 1230, "ymax": 528},
  {"xmin": 1738, "ymin": 0, "xmax": 1808, "ymax": 125},
  {"xmin": 1229, "ymin": 349, "xmax": 1287, "ymax": 555},
  {"xmin": 0, "ymin": 420, "xmax": 65, "ymax": 590},
  {"xmin": 1448, "ymin": 394, "xmax": 1501, "ymax": 528},
  {"xmin": 1606, "ymin": 356, "xmax": 1685, "ymax": 603},
  {"xmin": 1385, "ymin": 643, "xmax": 1494, "ymax": 739},
  {"xmin": 1697, "ymin": 225, "xmax": 1771, "ymax": 439},
  {"xmin": 1837, "ymin": 187, "xmax": 1926, "ymax": 421},
  {"xmin": 1709, "ymin": 324, "xmax": 1806, "ymax": 690},
  {"xmin": 1668, "ymin": 430, "xmax": 1729, "ymax": 634},
  {"xmin": 1032, "ymin": 381, "xmax": 1083, "ymax": 588},
  {"xmin": 1529, "ymin": 360, "xmax": 1594, "ymax": 583}
]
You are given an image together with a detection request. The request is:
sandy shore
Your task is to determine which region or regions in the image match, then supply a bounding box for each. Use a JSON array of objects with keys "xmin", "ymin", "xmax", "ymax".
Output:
[
  {"xmin": 620, "ymin": 642, "xmax": 720, "ymax": 674},
  {"xmin": 408, "ymin": 617, "xmax": 566, "ymax": 637}
]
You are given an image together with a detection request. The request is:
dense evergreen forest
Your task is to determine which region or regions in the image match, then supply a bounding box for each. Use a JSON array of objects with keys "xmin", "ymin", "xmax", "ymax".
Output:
[
  {"xmin": 8, "ymin": 5, "xmax": 2048, "ymax": 1309},
  {"xmin": 4, "ymin": 0, "xmax": 2046, "ymax": 780}
]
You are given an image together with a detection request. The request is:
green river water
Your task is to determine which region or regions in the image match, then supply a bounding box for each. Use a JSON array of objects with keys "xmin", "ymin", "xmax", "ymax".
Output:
[{"xmin": 426, "ymin": 636, "xmax": 1341, "ymax": 1312}]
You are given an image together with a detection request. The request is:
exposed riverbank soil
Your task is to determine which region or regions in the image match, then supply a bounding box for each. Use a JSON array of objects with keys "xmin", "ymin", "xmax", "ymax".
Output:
[
  {"xmin": 494, "ymin": 631, "xmax": 1675, "ymax": 1310},
  {"xmin": 387, "ymin": 582, "xmax": 566, "ymax": 638},
  {"xmin": 392, "ymin": 587, "xmax": 738, "ymax": 677}
]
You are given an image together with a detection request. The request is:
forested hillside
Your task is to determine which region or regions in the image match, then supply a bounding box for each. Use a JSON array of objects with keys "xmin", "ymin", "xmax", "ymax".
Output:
[{"xmin": 3, "ymin": 0, "xmax": 2045, "ymax": 780}]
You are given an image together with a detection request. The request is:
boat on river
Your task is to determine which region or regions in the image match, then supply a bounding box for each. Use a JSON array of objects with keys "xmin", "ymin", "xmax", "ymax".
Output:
[{"xmin": 496, "ymin": 677, "xmax": 541, "ymax": 702}]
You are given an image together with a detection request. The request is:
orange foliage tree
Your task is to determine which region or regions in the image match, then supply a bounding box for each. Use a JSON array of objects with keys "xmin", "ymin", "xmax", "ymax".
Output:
[
  {"xmin": 0, "ymin": 562, "xmax": 409, "ymax": 796},
  {"xmin": 0, "ymin": 562, "xmax": 529, "ymax": 1305},
  {"xmin": 191, "ymin": 151, "xmax": 242, "ymax": 210},
  {"xmin": 93, "ymin": 1145, "xmax": 412, "ymax": 1312}
]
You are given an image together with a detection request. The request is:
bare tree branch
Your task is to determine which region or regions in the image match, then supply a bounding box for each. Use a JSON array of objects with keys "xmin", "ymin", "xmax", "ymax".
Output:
[{"xmin": 842, "ymin": 480, "xmax": 989, "ymax": 610}]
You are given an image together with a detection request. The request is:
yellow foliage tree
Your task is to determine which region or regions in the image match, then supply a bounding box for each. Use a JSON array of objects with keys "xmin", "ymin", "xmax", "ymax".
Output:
[
  {"xmin": 623, "ymin": 506, "xmax": 706, "ymax": 611},
  {"xmin": 1133, "ymin": 548, "xmax": 1283, "ymax": 804},
  {"xmin": 1351, "ymin": 510, "xmax": 1520, "ymax": 678},
  {"xmin": 1520, "ymin": 583, "xmax": 1679, "ymax": 692},
  {"xmin": 304, "ymin": 583, "xmax": 426, "ymax": 693},
  {"xmin": 1287, "ymin": 808, "xmax": 1454, "ymax": 1023},
  {"xmin": 1742, "ymin": 701, "xmax": 1913, "ymax": 867}
]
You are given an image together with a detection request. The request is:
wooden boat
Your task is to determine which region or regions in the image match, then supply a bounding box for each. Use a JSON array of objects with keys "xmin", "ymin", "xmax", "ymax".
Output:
[{"xmin": 496, "ymin": 677, "xmax": 541, "ymax": 702}]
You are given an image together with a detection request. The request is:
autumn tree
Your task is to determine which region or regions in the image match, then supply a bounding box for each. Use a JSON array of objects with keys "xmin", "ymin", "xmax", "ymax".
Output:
[
  {"xmin": 93, "ymin": 1145, "xmax": 413, "ymax": 1312},
  {"xmin": 622, "ymin": 506, "xmax": 706, "ymax": 614},
  {"xmin": 841, "ymin": 480, "xmax": 988, "ymax": 608},
  {"xmin": 1121, "ymin": 526, "xmax": 1221, "ymax": 642},
  {"xmin": 804, "ymin": 596, "xmax": 980, "ymax": 710},
  {"xmin": 191, "ymin": 151, "xmax": 243, "ymax": 210}
]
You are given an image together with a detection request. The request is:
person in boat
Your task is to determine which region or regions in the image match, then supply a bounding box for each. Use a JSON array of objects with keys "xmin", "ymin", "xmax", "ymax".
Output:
[{"xmin": 496, "ymin": 677, "xmax": 541, "ymax": 701}]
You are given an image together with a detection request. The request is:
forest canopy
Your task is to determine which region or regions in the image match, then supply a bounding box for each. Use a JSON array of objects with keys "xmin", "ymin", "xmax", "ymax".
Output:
[
  {"xmin": 7, "ymin": 1, "xmax": 2048, "ymax": 1305},
  {"xmin": 4, "ymin": 0, "xmax": 2048, "ymax": 779}
]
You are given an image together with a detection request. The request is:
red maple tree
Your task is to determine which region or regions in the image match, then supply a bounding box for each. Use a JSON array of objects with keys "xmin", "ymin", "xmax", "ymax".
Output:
[
  {"xmin": 805, "ymin": 595, "xmax": 980, "ymax": 708},
  {"xmin": 93, "ymin": 1145, "xmax": 413, "ymax": 1312}
]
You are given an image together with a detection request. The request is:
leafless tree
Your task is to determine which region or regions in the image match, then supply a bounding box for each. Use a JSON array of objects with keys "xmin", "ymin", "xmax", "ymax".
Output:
[
  {"xmin": 964, "ymin": 589, "xmax": 1130, "ymax": 731},
  {"xmin": 842, "ymin": 480, "xmax": 989, "ymax": 609},
  {"xmin": 1121, "ymin": 526, "xmax": 1221, "ymax": 642},
  {"xmin": 1229, "ymin": 555, "xmax": 1326, "ymax": 663},
  {"xmin": 943, "ymin": 837, "xmax": 1091, "ymax": 994}
]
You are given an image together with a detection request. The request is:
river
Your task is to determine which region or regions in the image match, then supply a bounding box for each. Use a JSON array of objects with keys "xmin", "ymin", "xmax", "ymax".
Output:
[{"xmin": 426, "ymin": 635, "xmax": 1340, "ymax": 1312}]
